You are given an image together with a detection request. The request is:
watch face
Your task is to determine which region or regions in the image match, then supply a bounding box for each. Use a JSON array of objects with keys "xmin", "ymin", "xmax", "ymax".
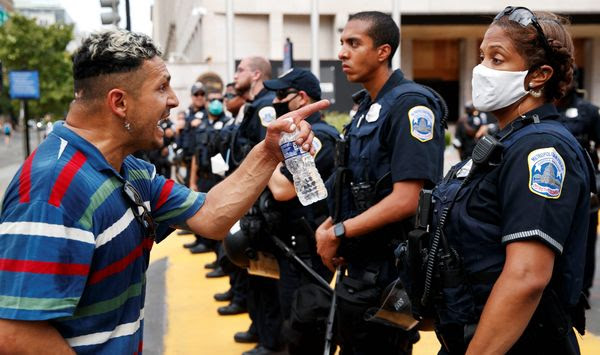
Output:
[{"xmin": 334, "ymin": 223, "xmax": 344, "ymax": 238}]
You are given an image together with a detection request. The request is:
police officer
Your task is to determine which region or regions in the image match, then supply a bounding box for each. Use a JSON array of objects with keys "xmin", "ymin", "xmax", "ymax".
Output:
[
  {"xmin": 557, "ymin": 82, "xmax": 600, "ymax": 299},
  {"xmin": 316, "ymin": 11, "xmax": 445, "ymax": 355},
  {"xmin": 453, "ymin": 102, "xmax": 490, "ymax": 160},
  {"xmin": 189, "ymin": 91, "xmax": 232, "ymax": 193},
  {"xmin": 181, "ymin": 82, "xmax": 210, "ymax": 252},
  {"xmin": 264, "ymin": 68, "xmax": 338, "ymax": 354},
  {"xmin": 424, "ymin": 7, "xmax": 591, "ymax": 354},
  {"xmin": 229, "ymin": 56, "xmax": 284, "ymax": 355}
]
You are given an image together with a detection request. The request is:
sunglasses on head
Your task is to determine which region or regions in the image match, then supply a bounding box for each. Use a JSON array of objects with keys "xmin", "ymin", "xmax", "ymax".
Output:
[
  {"xmin": 494, "ymin": 6, "xmax": 553, "ymax": 57},
  {"xmin": 122, "ymin": 181, "xmax": 156, "ymax": 239},
  {"xmin": 275, "ymin": 89, "xmax": 299, "ymax": 101}
]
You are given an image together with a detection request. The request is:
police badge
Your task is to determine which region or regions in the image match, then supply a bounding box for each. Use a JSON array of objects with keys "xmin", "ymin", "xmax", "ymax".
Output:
[
  {"xmin": 259, "ymin": 106, "xmax": 277, "ymax": 127},
  {"xmin": 408, "ymin": 106, "xmax": 435, "ymax": 142},
  {"xmin": 528, "ymin": 147, "xmax": 565, "ymax": 199}
]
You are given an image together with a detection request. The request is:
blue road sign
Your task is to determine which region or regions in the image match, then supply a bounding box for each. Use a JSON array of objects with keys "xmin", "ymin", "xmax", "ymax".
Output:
[{"xmin": 9, "ymin": 71, "xmax": 40, "ymax": 100}]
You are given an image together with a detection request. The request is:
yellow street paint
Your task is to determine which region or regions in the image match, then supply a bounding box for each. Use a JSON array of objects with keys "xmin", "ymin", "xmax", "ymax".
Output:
[
  {"xmin": 150, "ymin": 233, "xmax": 253, "ymax": 354},
  {"xmin": 150, "ymin": 231, "xmax": 600, "ymax": 354}
]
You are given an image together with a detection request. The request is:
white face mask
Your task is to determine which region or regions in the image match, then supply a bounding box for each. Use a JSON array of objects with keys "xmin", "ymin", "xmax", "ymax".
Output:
[{"xmin": 471, "ymin": 64, "xmax": 529, "ymax": 112}]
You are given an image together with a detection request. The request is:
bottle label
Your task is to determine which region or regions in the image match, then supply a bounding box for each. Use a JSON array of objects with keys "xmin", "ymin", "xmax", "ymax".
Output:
[{"xmin": 280, "ymin": 141, "xmax": 304, "ymax": 160}]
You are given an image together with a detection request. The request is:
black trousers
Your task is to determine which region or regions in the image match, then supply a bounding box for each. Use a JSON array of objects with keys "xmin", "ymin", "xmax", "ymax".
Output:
[
  {"xmin": 584, "ymin": 211, "xmax": 598, "ymax": 296},
  {"xmin": 248, "ymin": 275, "xmax": 283, "ymax": 350}
]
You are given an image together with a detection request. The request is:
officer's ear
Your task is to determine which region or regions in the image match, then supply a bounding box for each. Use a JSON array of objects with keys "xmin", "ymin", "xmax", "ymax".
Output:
[
  {"xmin": 298, "ymin": 91, "xmax": 310, "ymax": 106},
  {"xmin": 376, "ymin": 44, "xmax": 392, "ymax": 65}
]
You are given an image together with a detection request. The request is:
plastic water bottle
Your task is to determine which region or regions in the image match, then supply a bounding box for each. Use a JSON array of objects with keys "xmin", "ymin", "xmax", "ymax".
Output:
[{"xmin": 280, "ymin": 126, "xmax": 328, "ymax": 206}]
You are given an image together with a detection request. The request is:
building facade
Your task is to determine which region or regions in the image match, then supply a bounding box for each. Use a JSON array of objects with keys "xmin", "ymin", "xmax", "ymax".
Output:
[
  {"xmin": 152, "ymin": 0, "xmax": 600, "ymax": 116},
  {"xmin": 14, "ymin": 0, "xmax": 72, "ymax": 26}
]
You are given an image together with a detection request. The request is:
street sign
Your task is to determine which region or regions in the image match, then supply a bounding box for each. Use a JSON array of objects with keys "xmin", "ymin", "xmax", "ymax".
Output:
[{"xmin": 9, "ymin": 71, "xmax": 40, "ymax": 100}]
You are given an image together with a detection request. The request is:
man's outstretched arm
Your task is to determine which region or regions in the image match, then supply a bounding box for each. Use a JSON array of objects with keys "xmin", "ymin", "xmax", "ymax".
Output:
[
  {"xmin": 0, "ymin": 319, "xmax": 75, "ymax": 355},
  {"xmin": 186, "ymin": 100, "xmax": 330, "ymax": 239}
]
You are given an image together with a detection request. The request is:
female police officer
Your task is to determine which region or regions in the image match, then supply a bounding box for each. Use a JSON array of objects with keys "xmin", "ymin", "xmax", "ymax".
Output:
[{"xmin": 424, "ymin": 7, "xmax": 592, "ymax": 355}]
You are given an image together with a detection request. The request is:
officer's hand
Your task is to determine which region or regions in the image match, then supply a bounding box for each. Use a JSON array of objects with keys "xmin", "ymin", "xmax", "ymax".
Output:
[
  {"xmin": 316, "ymin": 217, "xmax": 341, "ymax": 272},
  {"xmin": 263, "ymin": 100, "xmax": 330, "ymax": 161}
]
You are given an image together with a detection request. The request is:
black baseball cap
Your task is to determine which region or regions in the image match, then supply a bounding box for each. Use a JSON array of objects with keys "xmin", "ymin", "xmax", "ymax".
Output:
[{"xmin": 264, "ymin": 68, "xmax": 321, "ymax": 101}]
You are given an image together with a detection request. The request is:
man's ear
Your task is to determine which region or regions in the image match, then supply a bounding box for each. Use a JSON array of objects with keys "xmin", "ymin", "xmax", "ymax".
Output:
[
  {"xmin": 106, "ymin": 88, "xmax": 127, "ymax": 119},
  {"xmin": 377, "ymin": 44, "xmax": 392, "ymax": 64},
  {"xmin": 528, "ymin": 65, "xmax": 554, "ymax": 90}
]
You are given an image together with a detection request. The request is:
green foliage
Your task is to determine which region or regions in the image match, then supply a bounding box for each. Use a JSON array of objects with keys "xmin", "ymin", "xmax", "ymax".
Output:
[
  {"xmin": 0, "ymin": 14, "xmax": 74, "ymax": 119},
  {"xmin": 323, "ymin": 111, "xmax": 350, "ymax": 132}
]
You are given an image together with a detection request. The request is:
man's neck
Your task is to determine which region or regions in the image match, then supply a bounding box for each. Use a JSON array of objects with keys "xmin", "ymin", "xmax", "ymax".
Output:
[
  {"xmin": 248, "ymin": 81, "xmax": 264, "ymax": 101},
  {"xmin": 64, "ymin": 105, "xmax": 132, "ymax": 172},
  {"xmin": 364, "ymin": 66, "xmax": 393, "ymax": 101}
]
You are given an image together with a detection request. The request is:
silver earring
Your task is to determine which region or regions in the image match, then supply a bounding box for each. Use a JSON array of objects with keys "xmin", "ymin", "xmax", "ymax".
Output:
[
  {"xmin": 124, "ymin": 121, "xmax": 132, "ymax": 132},
  {"xmin": 529, "ymin": 82, "xmax": 542, "ymax": 98}
]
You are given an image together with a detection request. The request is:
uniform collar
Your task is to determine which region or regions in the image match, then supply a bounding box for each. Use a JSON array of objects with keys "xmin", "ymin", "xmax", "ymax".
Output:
[
  {"xmin": 357, "ymin": 69, "xmax": 405, "ymax": 110},
  {"xmin": 305, "ymin": 111, "xmax": 321, "ymax": 125},
  {"xmin": 50, "ymin": 121, "xmax": 123, "ymax": 176},
  {"xmin": 373, "ymin": 69, "xmax": 405, "ymax": 102},
  {"xmin": 497, "ymin": 103, "xmax": 559, "ymax": 138},
  {"xmin": 250, "ymin": 88, "xmax": 270, "ymax": 103}
]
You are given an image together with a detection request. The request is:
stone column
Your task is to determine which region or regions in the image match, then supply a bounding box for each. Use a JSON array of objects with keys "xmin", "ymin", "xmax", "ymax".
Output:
[
  {"xmin": 269, "ymin": 12, "xmax": 284, "ymax": 60},
  {"xmin": 400, "ymin": 38, "xmax": 413, "ymax": 79},
  {"xmin": 584, "ymin": 38, "xmax": 600, "ymax": 105},
  {"xmin": 459, "ymin": 37, "xmax": 478, "ymax": 114}
]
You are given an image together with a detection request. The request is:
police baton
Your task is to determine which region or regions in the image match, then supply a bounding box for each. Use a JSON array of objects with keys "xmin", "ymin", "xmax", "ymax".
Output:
[
  {"xmin": 270, "ymin": 235, "xmax": 333, "ymax": 294},
  {"xmin": 323, "ymin": 263, "xmax": 344, "ymax": 355}
]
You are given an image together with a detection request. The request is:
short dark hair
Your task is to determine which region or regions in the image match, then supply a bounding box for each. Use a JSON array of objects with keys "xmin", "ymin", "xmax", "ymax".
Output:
[
  {"xmin": 72, "ymin": 30, "xmax": 162, "ymax": 99},
  {"xmin": 348, "ymin": 11, "xmax": 399, "ymax": 67}
]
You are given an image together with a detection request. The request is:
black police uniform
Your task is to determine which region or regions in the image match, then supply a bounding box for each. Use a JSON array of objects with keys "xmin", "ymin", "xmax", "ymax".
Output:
[
  {"xmin": 431, "ymin": 104, "xmax": 591, "ymax": 354},
  {"xmin": 455, "ymin": 111, "xmax": 490, "ymax": 161},
  {"xmin": 233, "ymin": 88, "xmax": 284, "ymax": 352},
  {"xmin": 148, "ymin": 119, "xmax": 174, "ymax": 178},
  {"xmin": 181, "ymin": 106, "xmax": 207, "ymax": 185},
  {"xmin": 557, "ymin": 91, "xmax": 600, "ymax": 297},
  {"xmin": 193, "ymin": 112, "xmax": 231, "ymax": 192},
  {"xmin": 232, "ymin": 89, "xmax": 277, "ymax": 168},
  {"xmin": 273, "ymin": 112, "xmax": 338, "ymax": 354},
  {"xmin": 329, "ymin": 69, "xmax": 445, "ymax": 354}
]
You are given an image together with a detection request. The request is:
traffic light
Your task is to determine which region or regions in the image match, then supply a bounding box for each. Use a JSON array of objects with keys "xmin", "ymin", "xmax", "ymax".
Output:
[{"xmin": 100, "ymin": 0, "xmax": 120, "ymax": 26}]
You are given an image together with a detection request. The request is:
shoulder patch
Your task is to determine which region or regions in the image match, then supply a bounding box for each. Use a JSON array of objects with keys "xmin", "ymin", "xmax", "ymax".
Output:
[
  {"xmin": 365, "ymin": 103, "xmax": 381, "ymax": 123},
  {"xmin": 259, "ymin": 106, "xmax": 277, "ymax": 127},
  {"xmin": 311, "ymin": 137, "xmax": 323, "ymax": 157},
  {"xmin": 408, "ymin": 106, "xmax": 435, "ymax": 142},
  {"xmin": 528, "ymin": 147, "xmax": 566, "ymax": 199}
]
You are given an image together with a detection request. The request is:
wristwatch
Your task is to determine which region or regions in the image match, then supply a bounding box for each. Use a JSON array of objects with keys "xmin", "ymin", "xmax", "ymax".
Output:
[{"xmin": 333, "ymin": 222, "xmax": 346, "ymax": 239}]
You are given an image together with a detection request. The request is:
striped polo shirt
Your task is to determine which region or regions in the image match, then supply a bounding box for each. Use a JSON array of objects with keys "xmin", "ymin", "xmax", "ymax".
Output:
[{"xmin": 0, "ymin": 121, "xmax": 205, "ymax": 354}]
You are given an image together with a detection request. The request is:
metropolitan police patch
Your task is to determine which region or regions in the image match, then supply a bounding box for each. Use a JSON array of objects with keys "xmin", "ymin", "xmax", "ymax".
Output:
[
  {"xmin": 259, "ymin": 106, "xmax": 277, "ymax": 127},
  {"xmin": 312, "ymin": 137, "xmax": 323, "ymax": 157},
  {"xmin": 528, "ymin": 147, "xmax": 566, "ymax": 199},
  {"xmin": 408, "ymin": 106, "xmax": 435, "ymax": 142}
]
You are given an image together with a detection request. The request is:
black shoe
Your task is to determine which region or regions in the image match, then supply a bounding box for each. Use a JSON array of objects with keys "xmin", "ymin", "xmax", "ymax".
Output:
[
  {"xmin": 206, "ymin": 267, "xmax": 226, "ymax": 278},
  {"xmin": 234, "ymin": 330, "xmax": 258, "ymax": 343},
  {"xmin": 183, "ymin": 240, "xmax": 200, "ymax": 249},
  {"xmin": 218, "ymin": 303, "xmax": 247, "ymax": 315},
  {"xmin": 214, "ymin": 289, "xmax": 233, "ymax": 302},
  {"xmin": 204, "ymin": 260, "xmax": 218, "ymax": 269},
  {"xmin": 189, "ymin": 243, "xmax": 210, "ymax": 254},
  {"xmin": 242, "ymin": 346, "xmax": 284, "ymax": 355}
]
